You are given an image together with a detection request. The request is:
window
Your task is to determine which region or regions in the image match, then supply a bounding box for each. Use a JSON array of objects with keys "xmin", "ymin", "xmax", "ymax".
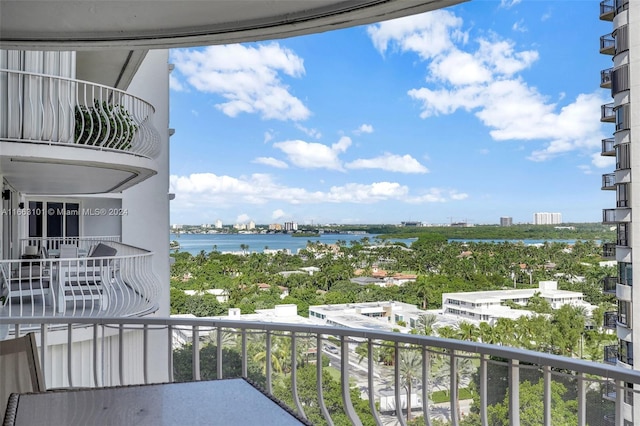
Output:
[
  {"xmin": 613, "ymin": 25, "xmax": 628, "ymax": 53},
  {"xmin": 615, "ymin": 103, "xmax": 630, "ymax": 132},
  {"xmin": 617, "ymin": 183, "xmax": 629, "ymax": 207},
  {"xmin": 618, "ymin": 262, "xmax": 632, "ymax": 286},
  {"xmin": 616, "ymin": 143, "xmax": 630, "ymax": 169},
  {"xmin": 619, "ymin": 340, "xmax": 633, "ymax": 366},
  {"xmin": 618, "ymin": 300, "xmax": 631, "ymax": 326},
  {"xmin": 28, "ymin": 200, "xmax": 80, "ymax": 238},
  {"xmin": 618, "ymin": 223, "xmax": 629, "ymax": 246}
]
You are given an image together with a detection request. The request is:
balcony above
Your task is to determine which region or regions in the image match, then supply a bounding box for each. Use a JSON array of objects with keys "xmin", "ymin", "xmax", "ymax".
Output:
[
  {"xmin": 0, "ymin": 69, "xmax": 161, "ymax": 195},
  {"xmin": 604, "ymin": 344, "xmax": 618, "ymax": 365},
  {"xmin": 603, "ymin": 208, "xmax": 631, "ymax": 224},
  {"xmin": 0, "ymin": 239, "xmax": 160, "ymax": 319},
  {"xmin": 600, "ymin": 0, "xmax": 615, "ymax": 21},
  {"xmin": 600, "ymin": 34, "xmax": 615, "ymax": 55},
  {"xmin": 603, "ymin": 311, "xmax": 618, "ymax": 329},
  {"xmin": 0, "ymin": 0, "xmax": 467, "ymax": 50}
]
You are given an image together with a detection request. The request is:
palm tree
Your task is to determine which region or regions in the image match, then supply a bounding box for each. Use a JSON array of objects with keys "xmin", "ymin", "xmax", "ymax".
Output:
[
  {"xmin": 397, "ymin": 349, "xmax": 422, "ymax": 422},
  {"xmin": 415, "ymin": 313, "xmax": 437, "ymax": 336},
  {"xmin": 456, "ymin": 321, "xmax": 479, "ymax": 342}
]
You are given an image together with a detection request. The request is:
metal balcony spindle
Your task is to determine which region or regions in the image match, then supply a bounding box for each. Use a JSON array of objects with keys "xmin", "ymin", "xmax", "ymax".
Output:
[
  {"xmin": 143, "ymin": 324, "xmax": 149, "ymax": 385},
  {"xmin": 368, "ymin": 339, "xmax": 383, "ymax": 425},
  {"xmin": 290, "ymin": 332, "xmax": 307, "ymax": 420},
  {"xmin": 480, "ymin": 354, "xmax": 488, "ymax": 426},
  {"xmin": 422, "ymin": 346, "xmax": 431, "ymax": 426},
  {"xmin": 577, "ymin": 373, "xmax": 586, "ymax": 426},
  {"xmin": 241, "ymin": 329, "xmax": 248, "ymax": 378},
  {"xmin": 118, "ymin": 324, "xmax": 125, "ymax": 386},
  {"xmin": 543, "ymin": 365, "xmax": 551, "ymax": 426},
  {"xmin": 316, "ymin": 334, "xmax": 333, "ymax": 425},
  {"xmin": 509, "ymin": 359, "xmax": 520, "ymax": 426},
  {"xmin": 216, "ymin": 326, "xmax": 223, "ymax": 380},
  {"xmin": 67, "ymin": 325, "xmax": 74, "ymax": 387},
  {"xmin": 340, "ymin": 335, "xmax": 362, "ymax": 426},
  {"xmin": 168, "ymin": 324, "xmax": 174, "ymax": 382},
  {"xmin": 93, "ymin": 325, "xmax": 100, "ymax": 387},
  {"xmin": 450, "ymin": 351, "xmax": 459, "ymax": 426},
  {"xmin": 393, "ymin": 342, "xmax": 406, "ymax": 426},
  {"xmin": 192, "ymin": 326, "xmax": 200, "ymax": 381},
  {"xmin": 266, "ymin": 330, "xmax": 272, "ymax": 394}
]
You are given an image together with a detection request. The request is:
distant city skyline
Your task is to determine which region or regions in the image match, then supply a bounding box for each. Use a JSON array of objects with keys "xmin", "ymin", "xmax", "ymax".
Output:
[{"xmin": 169, "ymin": 1, "xmax": 610, "ymax": 225}]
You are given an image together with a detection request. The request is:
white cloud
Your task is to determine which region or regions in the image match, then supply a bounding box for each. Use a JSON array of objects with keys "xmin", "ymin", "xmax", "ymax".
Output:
[
  {"xmin": 367, "ymin": 10, "xmax": 467, "ymax": 60},
  {"xmin": 236, "ymin": 213, "xmax": 251, "ymax": 223},
  {"xmin": 171, "ymin": 43, "xmax": 310, "ymax": 121},
  {"xmin": 512, "ymin": 19, "xmax": 527, "ymax": 33},
  {"xmin": 346, "ymin": 153, "xmax": 428, "ymax": 174},
  {"xmin": 264, "ymin": 130, "xmax": 275, "ymax": 144},
  {"xmin": 373, "ymin": 11, "xmax": 607, "ymax": 162},
  {"xmin": 272, "ymin": 209, "xmax": 286, "ymax": 220},
  {"xmin": 253, "ymin": 157, "xmax": 289, "ymax": 169},
  {"xmin": 577, "ymin": 165, "xmax": 592, "ymax": 175},
  {"xmin": 273, "ymin": 136, "xmax": 352, "ymax": 170},
  {"xmin": 591, "ymin": 152, "xmax": 615, "ymax": 169},
  {"xmin": 354, "ymin": 124, "xmax": 374, "ymax": 135},
  {"xmin": 500, "ymin": 0, "xmax": 522, "ymax": 8},
  {"xmin": 295, "ymin": 123, "xmax": 322, "ymax": 139},
  {"xmin": 169, "ymin": 173, "xmax": 466, "ymax": 207},
  {"xmin": 169, "ymin": 74, "xmax": 186, "ymax": 92}
]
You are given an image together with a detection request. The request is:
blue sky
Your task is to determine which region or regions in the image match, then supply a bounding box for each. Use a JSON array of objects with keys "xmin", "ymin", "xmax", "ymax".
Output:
[{"xmin": 168, "ymin": 0, "xmax": 613, "ymax": 226}]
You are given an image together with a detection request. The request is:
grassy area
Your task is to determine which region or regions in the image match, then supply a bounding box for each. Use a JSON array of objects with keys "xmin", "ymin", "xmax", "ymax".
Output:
[{"xmin": 431, "ymin": 387, "xmax": 474, "ymax": 403}]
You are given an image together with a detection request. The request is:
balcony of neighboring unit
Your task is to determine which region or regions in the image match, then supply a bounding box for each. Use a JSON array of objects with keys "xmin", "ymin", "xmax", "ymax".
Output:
[
  {"xmin": 604, "ymin": 311, "xmax": 618, "ymax": 329},
  {"xmin": 2, "ymin": 316, "xmax": 640, "ymax": 426},
  {"xmin": 601, "ymin": 103, "xmax": 615, "ymax": 122},
  {"xmin": 603, "ymin": 276, "xmax": 618, "ymax": 294},
  {"xmin": 604, "ymin": 208, "xmax": 631, "ymax": 224},
  {"xmin": 601, "ymin": 138, "xmax": 615, "ymax": 156},
  {"xmin": 601, "ymin": 68, "xmax": 613, "ymax": 89},
  {"xmin": 604, "ymin": 345, "xmax": 619, "ymax": 365},
  {"xmin": 0, "ymin": 69, "xmax": 161, "ymax": 196},
  {"xmin": 0, "ymin": 238, "xmax": 160, "ymax": 319},
  {"xmin": 600, "ymin": 34, "xmax": 615, "ymax": 55},
  {"xmin": 600, "ymin": 0, "xmax": 615, "ymax": 20},
  {"xmin": 603, "ymin": 381, "xmax": 634, "ymax": 406},
  {"xmin": 602, "ymin": 242, "xmax": 616, "ymax": 259},
  {"xmin": 602, "ymin": 173, "xmax": 616, "ymax": 190}
]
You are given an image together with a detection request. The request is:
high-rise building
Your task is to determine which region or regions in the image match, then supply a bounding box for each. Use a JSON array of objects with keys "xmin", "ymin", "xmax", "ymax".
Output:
[
  {"xmin": 500, "ymin": 217, "xmax": 513, "ymax": 227},
  {"xmin": 215, "ymin": 219, "xmax": 223, "ymax": 229},
  {"xmin": 533, "ymin": 212, "xmax": 562, "ymax": 225},
  {"xmin": 599, "ymin": 0, "xmax": 639, "ymax": 422}
]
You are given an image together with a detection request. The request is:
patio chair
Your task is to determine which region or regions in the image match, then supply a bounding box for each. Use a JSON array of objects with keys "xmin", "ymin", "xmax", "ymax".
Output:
[
  {"xmin": 57, "ymin": 243, "xmax": 118, "ymax": 313},
  {"xmin": 59, "ymin": 244, "xmax": 78, "ymax": 259},
  {"xmin": 0, "ymin": 333, "xmax": 45, "ymax": 420},
  {"xmin": 0, "ymin": 262, "xmax": 51, "ymax": 309}
]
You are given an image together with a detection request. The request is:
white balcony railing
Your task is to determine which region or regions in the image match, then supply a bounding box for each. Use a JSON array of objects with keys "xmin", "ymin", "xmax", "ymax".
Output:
[
  {"xmin": 19, "ymin": 236, "xmax": 121, "ymax": 256},
  {"xmin": 0, "ymin": 242, "xmax": 160, "ymax": 318},
  {"xmin": 0, "ymin": 69, "xmax": 160, "ymax": 158},
  {"xmin": 0, "ymin": 317, "xmax": 637, "ymax": 426}
]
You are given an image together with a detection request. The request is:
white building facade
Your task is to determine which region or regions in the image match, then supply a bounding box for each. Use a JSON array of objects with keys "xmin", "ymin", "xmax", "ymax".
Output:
[
  {"xmin": 533, "ymin": 212, "xmax": 562, "ymax": 225},
  {"xmin": 599, "ymin": 0, "xmax": 640, "ymax": 423}
]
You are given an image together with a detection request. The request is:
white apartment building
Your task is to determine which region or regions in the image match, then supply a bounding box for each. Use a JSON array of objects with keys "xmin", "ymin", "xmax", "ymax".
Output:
[
  {"xmin": 308, "ymin": 301, "xmax": 429, "ymax": 333},
  {"xmin": 214, "ymin": 219, "xmax": 223, "ymax": 229},
  {"xmin": 441, "ymin": 281, "xmax": 594, "ymax": 325},
  {"xmin": 533, "ymin": 212, "xmax": 562, "ymax": 225},
  {"xmin": 599, "ymin": 0, "xmax": 640, "ymax": 423}
]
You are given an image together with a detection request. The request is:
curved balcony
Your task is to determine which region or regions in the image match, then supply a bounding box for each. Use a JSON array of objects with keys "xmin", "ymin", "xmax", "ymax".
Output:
[
  {"xmin": 1, "ymin": 316, "xmax": 640, "ymax": 425},
  {"xmin": 0, "ymin": 241, "xmax": 160, "ymax": 318},
  {"xmin": 0, "ymin": 69, "xmax": 160, "ymax": 195},
  {"xmin": 603, "ymin": 276, "xmax": 618, "ymax": 294}
]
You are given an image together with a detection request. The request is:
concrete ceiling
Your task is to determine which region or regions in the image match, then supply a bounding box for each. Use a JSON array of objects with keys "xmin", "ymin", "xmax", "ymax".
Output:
[
  {"xmin": 0, "ymin": 0, "xmax": 467, "ymax": 50},
  {"xmin": 0, "ymin": 144, "xmax": 157, "ymax": 195}
]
